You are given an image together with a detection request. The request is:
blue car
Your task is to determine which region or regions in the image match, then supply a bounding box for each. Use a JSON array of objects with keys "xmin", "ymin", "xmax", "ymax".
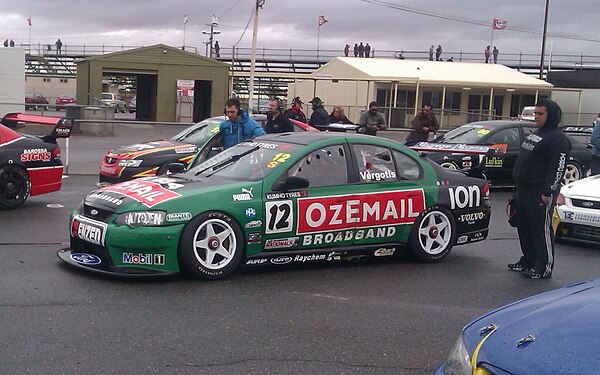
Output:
[{"xmin": 434, "ymin": 278, "xmax": 600, "ymax": 375}]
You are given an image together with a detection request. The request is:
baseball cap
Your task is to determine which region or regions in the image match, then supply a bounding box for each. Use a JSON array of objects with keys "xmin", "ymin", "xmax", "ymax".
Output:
[
  {"xmin": 292, "ymin": 96, "xmax": 304, "ymax": 105},
  {"xmin": 309, "ymin": 97, "xmax": 322, "ymax": 104}
]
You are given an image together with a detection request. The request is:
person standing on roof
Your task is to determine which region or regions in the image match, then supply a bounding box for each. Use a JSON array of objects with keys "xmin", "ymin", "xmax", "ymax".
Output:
[
  {"xmin": 219, "ymin": 97, "xmax": 266, "ymax": 149},
  {"xmin": 308, "ymin": 97, "xmax": 329, "ymax": 127},
  {"xmin": 283, "ymin": 96, "xmax": 307, "ymax": 123}
]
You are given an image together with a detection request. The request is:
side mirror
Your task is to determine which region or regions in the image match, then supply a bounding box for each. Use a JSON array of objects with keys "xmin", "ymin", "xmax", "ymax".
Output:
[
  {"xmin": 167, "ymin": 162, "xmax": 186, "ymax": 174},
  {"xmin": 272, "ymin": 176, "xmax": 309, "ymax": 191}
]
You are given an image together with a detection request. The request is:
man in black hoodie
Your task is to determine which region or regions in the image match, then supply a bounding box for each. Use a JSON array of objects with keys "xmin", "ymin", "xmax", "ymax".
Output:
[{"xmin": 509, "ymin": 99, "xmax": 571, "ymax": 279}]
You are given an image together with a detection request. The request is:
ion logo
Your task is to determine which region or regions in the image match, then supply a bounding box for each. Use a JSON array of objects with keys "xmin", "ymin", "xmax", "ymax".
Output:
[
  {"xmin": 448, "ymin": 186, "xmax": 481, "ymax": 209},
  {"xmin": 70, "ymin": 253, "xmax": 102, "ymax": 265}
]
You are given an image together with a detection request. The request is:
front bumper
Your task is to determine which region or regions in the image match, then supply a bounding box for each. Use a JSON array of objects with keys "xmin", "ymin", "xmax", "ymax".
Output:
[
  {"xmin": 554, "ymin": 206, "xmax": 600, "ymax": 243},
  {"xmin": 57, "ymin": 248, "xmax": 176, "ymax": 277}
]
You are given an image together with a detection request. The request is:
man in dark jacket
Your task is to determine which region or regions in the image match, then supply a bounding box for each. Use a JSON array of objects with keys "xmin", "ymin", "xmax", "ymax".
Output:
[
  {"xmin": 219, "ymin": 98, "xmax": 266, "ymax": 149},
  {"xmin": 264, "ymin": 97, "xmax": 293, "ymax": 133},
  {"xmin": 283, "ymin": 96, "xmax": 307, "ymax": 123},
  {"xmin": 308, "ymin": 97, "xmax": 329, "ymax": 128},
  {"xmin": 509, "ymin": 99, "xmax": 571, "ymax": 279},
  {"xmin": 405, "ymin": 104, "xmax": 439, "ymax": 145}
]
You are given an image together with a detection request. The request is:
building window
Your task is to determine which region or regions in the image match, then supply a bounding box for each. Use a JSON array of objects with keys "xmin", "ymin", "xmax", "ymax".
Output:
[
  {"xmin": 60, "ymin": 78, "xmax": 68, "ymax": 83},
  {"xmin": 443, "ymin": 92, "xmax": 461, "ymax": 112},
  {"xmin": 43, "ymin": 78, "xmax": 51, "ymax": 82},
  {"xmin": 422, "ymin": 90, "xmax": 442, "ymax": 108}
]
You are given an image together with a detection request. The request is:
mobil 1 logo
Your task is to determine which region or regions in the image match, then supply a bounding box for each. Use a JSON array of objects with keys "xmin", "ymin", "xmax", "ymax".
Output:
[{"xmin": 265, "ymin": 200, "xmax": 293, "ymax": 234}]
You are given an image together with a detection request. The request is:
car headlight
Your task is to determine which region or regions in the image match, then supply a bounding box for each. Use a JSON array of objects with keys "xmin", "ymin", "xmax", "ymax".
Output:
[
  {"xmin": 118, "ymin": 159, "xmax": 143, "ymax": 167},
  {"xmin": 444, "ymin": 335, "xmax": 472, "ymax": 375},
  {"xmin": 115, "ymin": 211, "xmax": 166, "ymax": 228},
  {"xmin": 556, "ymin": 193, "xmax": 566, "ymax": 206}
]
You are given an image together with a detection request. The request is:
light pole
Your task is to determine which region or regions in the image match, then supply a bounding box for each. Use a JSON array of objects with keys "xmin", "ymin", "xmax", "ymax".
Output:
[
  {"xmin": 202, "ymin": 16, "xmax": 220, "ymax": 58},
  {"xmin": 539, "ymin": 0, "xmax": 550, "ymax": 80},
  {"xmin": 183, "ymin": 15, "xmax": 188, "ymax": 51},
  {"xmin": 248, "ymin": 0, "xmax": 265, "ymax": 114}
]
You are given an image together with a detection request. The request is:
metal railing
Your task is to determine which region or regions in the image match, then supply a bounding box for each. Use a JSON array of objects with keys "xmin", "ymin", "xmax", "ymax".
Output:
[{"xmin": 13, "ymin": 43, "xmax": 600, "ymax": 71}]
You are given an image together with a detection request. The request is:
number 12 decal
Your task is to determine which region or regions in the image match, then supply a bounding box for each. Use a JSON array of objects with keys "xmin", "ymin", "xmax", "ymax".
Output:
[{"xmin": 265, "ymin": 200, "xmax": 293, "ymax": 234}]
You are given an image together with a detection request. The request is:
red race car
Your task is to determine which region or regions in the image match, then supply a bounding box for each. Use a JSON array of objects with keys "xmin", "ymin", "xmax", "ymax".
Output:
[{"xmin": 0, "ymin": 113, "xmax": 72, "ymax": 209}]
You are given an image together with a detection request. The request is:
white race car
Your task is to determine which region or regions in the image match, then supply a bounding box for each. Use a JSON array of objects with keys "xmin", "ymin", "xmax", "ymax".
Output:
[{"xmin": 554, "ymin": 175, "xmax": 600, "ymax": 243}]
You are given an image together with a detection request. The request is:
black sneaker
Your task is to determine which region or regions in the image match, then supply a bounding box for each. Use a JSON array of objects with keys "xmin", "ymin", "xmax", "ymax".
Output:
[
  {"xmin": 523, "ymin": 268, "xmax": 552, "ymax": 279},
  {"xmin": 508, "ymin": 262, "xmax": 526, "ymax": 271}
]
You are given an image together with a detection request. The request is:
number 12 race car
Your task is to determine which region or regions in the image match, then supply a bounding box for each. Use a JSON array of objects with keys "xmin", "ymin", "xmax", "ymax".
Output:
[
  {"xmin": 0, "ymin": 113, "xmax": 72, "ymax": 209},
  {"xmin": 59, "ymin": 132, "xmax": 491, "ymax": 279}
]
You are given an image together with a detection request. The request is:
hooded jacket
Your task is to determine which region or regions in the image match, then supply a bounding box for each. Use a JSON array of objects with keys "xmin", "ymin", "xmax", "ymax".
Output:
[
  {"xmin": 219, "ymin": 112, "xmax": 266, "ymax": 149},
  {"xmin": 513, "ymin": 100, "xmax": 571, "ymax": 196}
]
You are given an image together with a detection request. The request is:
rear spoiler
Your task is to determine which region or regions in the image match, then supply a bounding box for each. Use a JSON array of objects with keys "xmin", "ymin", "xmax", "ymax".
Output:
[
  {"xmin": 1, "ymin": 112, "xmax": 73, "ymax": 140},
  {"xmin": 560, "ymin": 125, "xmax": 593, "ymax": 135},
  {"xmin": 409, "ymin": 142, "xmax": 507, "ymax": 155}
]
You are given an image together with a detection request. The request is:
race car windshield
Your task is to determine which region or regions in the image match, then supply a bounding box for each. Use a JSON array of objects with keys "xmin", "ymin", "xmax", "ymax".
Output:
[
  {"xmin": 436, "ymin": 125, "xmax": 492, "ymax": 144},
  {"xmin": 171, "ymin": 119, "xmax": 222, "ymax": 144},
  {"xmin": 186, "ymin": 141, "xmax": 301, "ymax": 181}
]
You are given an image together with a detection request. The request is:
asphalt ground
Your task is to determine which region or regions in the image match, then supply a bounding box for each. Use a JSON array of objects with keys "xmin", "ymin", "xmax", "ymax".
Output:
[{"xmin": 2, "ymin": 177, "xmax": 600, "ymax": 374}]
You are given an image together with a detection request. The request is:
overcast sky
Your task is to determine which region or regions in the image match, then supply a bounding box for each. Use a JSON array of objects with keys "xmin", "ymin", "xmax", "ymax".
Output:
[{"xmin": 2, "ymin": 0, "xmax": 599, "ymax": 60}]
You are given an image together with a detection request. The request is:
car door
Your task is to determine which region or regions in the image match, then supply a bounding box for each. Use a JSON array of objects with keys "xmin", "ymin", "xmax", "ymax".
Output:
[
  {"xmin": 481, "ymin": 126, "xmax": 521, "ymax": 183},
  {"xmin": 263, "ymin": 142, "xmax": 353, "ymax": 252},
  {"xmin": 348, "ymin": 143, "xmax": 427, "ymax": 246}
]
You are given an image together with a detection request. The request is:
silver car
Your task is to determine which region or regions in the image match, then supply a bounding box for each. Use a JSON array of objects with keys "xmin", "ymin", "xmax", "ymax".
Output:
[{"xmin": 101, "ymin": 92, "xmax": 127, "ymax": 113}]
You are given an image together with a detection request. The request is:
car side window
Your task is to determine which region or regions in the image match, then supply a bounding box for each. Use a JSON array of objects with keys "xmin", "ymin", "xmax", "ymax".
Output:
[
  {"xmin": 352, "ymin": 144, "xmax": 398, "ymax": 182},
  {"xmin": 487, "ymin": 128, "xmax": 520, "ymax": 148},
  {"xmin": 288, "ymin": 145, "xmax": 348, "ymax": 187},
  {"xmin": 392, "ymin": 150, "xmax": 422, "ymax": 180}
]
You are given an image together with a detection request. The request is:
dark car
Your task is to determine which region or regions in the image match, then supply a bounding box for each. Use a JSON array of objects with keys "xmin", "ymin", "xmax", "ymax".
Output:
[
  {"xmin": 60, "ymin": 132, "xmax": 491, "ymax": 279},
  {"xmin": 434, "ymin": 277, "xmax": 600, "ymax": 375},
  {"xmin": 410, "ymin": 120, "xmax": 592, "ymax": 185},
  {"xmin": 55, "ymin": 94, "xmax": 76, "ymax": 111},
  {"xmin": 99, "ymin": 115, "xmax": 268, "ymax": 184},
  {"xmin": 25, "ymin": 92, "xmax": 49, "ymax": 110},
  {"xmin": 0, "ymin": 113, "xmax": 72, "ymax": 209}
]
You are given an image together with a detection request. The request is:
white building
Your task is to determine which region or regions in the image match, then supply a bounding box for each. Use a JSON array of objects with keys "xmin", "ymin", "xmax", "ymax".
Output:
[{"xmin": 288, "ymin": 57, "xmax": 554, "ymax": 128}]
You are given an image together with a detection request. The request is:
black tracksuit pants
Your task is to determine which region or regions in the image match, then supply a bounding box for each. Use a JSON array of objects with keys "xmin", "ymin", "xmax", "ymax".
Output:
[{"xmin": 516, "ymin": 185, "xmax": 556, "ymax": 277}]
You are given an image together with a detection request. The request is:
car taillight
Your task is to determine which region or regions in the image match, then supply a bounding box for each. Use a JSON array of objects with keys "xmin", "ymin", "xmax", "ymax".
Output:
[
  {"xmin": 52, "ymin": 146, "xmax": 61, "ymax": 159},
  {"xmin": 482, "ymin": 180, "xmax": 490, "ymax": 198}
]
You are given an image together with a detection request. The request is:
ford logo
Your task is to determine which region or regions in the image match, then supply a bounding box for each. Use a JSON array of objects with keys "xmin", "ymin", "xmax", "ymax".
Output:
[
  {"xmin": 582, "ymin": 201, "xmax": 594, "ymax": 208},
  {"xmin": 70, "ymin": 253, "xmax": 102, "ymax": 265},
  {"xmin": 90, "ymin": 209, "xmax": 99, "ymax": 216},
  {"xmin": 271, "ymin": 256, "xmax": 292, "ymax": 265}
]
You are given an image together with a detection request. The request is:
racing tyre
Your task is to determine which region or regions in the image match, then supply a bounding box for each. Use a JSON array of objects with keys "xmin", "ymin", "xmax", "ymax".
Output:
[
  {"xmin": 408, "ymin": 206, "xmax": 456, "ymax": 262},
  {"xmin": 0, "ymin": 165, "xmax": 31, "ymax": 209},
  {"xmin": 178, "ymin": 211, "xmax": 244, "ymax": 280},
  {"xmin": 156, "ymin": 160, "xmax": 179, "ymax": 176},
  {"xmin": 563, "ymin": 162, "xmax": 581, "ymax": 185},
  {"xmin": 440, "ymin": 161, "xmax": 459, "ymax": 170}
]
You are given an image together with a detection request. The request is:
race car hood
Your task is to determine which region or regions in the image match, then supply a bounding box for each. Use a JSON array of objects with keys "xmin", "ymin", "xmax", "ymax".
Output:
[
  {"xmin": 462, "ymin": 278, "xmax": 600, "ymax": 374},
  {"xmin": 561, "ymin": 175, "xmax": 600, "ymax": 198},
  {"xmin": 83, "ymin": 174, "xmax": 255, "ymax": 213},
  {"xmin": 107, "ymin": 140, "xmax": 197, "ymax": 159}
]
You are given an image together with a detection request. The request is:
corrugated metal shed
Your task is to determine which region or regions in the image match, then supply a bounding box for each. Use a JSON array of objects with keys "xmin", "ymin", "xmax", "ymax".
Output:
[{"xmin": 77, "ymin": 44, "xmax": 230, "ymax": 122}]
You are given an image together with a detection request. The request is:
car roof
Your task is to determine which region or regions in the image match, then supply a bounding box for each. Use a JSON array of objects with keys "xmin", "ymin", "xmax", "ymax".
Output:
[{"xmin": 257, "ymin": 130, "xmax": 398, "ymax": 147}]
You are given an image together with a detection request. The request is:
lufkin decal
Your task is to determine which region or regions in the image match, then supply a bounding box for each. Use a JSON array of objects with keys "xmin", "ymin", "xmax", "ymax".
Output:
[{"xmin": 297, "ymin": 189, "xmax": 425, "ymax": 233}]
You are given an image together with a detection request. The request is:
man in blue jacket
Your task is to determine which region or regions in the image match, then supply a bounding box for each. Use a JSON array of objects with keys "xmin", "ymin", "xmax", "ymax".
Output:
[{"xmin": 219, "ymin": 98, "xmax": 266, "ymax": 149}]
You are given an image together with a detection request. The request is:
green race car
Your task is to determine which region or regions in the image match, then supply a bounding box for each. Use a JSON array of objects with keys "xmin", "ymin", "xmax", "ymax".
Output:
[{"xmin": 59, "ymin": 132, "xmax": 491, "ymax": 279}]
